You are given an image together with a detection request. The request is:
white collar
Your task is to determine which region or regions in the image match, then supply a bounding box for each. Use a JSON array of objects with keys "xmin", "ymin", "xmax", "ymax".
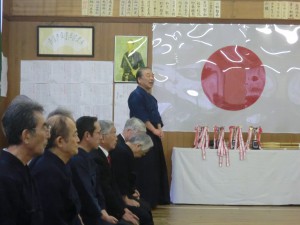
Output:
[{"xmin": 99, "ymin": 146, "xmax": 109, "ymax": 157}]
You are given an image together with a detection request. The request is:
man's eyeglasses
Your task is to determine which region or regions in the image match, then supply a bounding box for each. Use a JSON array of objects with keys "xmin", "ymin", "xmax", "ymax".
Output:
[
  {"xmin": 43, "ymin": 124, "xmax": 52, "ymax": 132},
  {"xmin": 31, "ymin": 124, "xmax": 51, "ymax": 133}
]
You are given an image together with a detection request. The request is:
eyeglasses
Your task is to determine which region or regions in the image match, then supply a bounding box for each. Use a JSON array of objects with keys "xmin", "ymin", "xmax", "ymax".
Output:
[
  {"xmin": 31, "ymin": 124, "xmax": 51, "ymax": 133},
  {"xmin": 43, "ymin": 124, "xmax": 52, "ymax": 132}
]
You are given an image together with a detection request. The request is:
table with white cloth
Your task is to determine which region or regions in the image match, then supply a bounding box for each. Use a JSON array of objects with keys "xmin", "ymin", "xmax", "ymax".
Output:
[{"xmin": 170, "ymin": 147, "xmax": 300, "ymax": 205}]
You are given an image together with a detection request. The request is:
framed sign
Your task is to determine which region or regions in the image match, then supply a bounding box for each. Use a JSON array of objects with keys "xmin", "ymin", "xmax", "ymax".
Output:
[
  {"xmin": 37, "ymin": 26, "xmax": 94, "ymax": 57},
  {"xmin": 114, "ymin": 35, "xmax": 148, "ymax": 82}
]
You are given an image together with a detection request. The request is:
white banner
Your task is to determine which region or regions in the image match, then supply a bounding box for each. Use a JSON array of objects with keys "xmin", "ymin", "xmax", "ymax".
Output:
[{"xmin": 152, "ymin": 24, "xmax": 300, "ymax": 133}]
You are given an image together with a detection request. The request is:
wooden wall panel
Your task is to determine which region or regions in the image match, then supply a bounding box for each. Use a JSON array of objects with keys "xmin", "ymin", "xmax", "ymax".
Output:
[
  {"xmin": 232, "ymin": 1, "xmax": 264, "ymax": 19},
  {"xmin": 8, "ymin": 0, "xmax": 273, "ymax": 20},
  {"xmin": 2, "ymin": 0, "xmax": 300, "ymax": 183},
  {"xmin": 10, "ymin": 0, "xmax": 82, "ymax": 16},
  {"xmin": 0, "ymin": 21, "xmax": 153, "ymax": 148}
]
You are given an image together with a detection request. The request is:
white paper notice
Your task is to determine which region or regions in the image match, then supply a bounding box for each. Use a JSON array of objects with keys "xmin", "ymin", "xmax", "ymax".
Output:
[
  {"xmin": 21, "ymin": 60, "xmax": 113, "ymax": 121},
  {"xmin": 114, "ymin": 83, "xmax": 137, "ymax": 133}
]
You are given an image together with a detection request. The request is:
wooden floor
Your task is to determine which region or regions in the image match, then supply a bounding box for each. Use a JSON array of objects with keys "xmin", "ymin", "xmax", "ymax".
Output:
[{"xmin": 152, "ymin": 205, "xmax": 300, "ymax": 225}]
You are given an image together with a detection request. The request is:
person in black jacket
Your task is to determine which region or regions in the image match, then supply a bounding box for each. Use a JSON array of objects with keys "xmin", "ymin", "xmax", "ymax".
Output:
[
  {"xmin": 0, "ymin": 95, "xmax": 49, "ymax": 225},
  {"xmin": 69, "ymin": 116, "xmax": 131, "ymax": 225},
  {"xmin": 96, "ymin": 119, "xmax": 154, "ymax": 225},
  {"xmin": 111, "ymin": 129, "xmax": 154, "ymax": 225},
  {"xmin": 30, "ymin": 107, "xmax": 82, "ymax": 225},
  {"xmin": 90, "ymin": 120, "xmax": 139, "ymax": 225},
  {"xmin": 128, "ymin": 67, "xmax": 171, "ymax": 208}
]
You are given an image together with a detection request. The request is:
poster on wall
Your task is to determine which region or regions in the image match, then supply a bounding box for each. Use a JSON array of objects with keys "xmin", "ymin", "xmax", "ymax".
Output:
[
  {"xmin": 37, "ymin": 26, "xmax": 94, "ymax": 57},
  {"xmin": 114, "ymin": 35, "xmax": 148, "ymax": 82},
  {"xmin": 20, "ymin": 60, "xmax": 113, "ymax": 121}
]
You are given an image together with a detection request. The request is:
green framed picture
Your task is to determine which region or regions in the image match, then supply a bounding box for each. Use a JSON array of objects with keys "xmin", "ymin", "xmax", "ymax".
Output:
[{"xmin": 114, "ymin": 35, "xmax": 148, "ymax": 82}]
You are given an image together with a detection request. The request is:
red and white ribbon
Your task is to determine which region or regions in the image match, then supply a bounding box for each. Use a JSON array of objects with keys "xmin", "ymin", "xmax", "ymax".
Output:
[
  {"xmin": 245, "ymin": 126, "xmax": 253, "ymax": 150},
  {"xmin": 213, "ymin": 126, "xmax": 219, "ymax": 149},
  {"xmin": 194, "ymin": 125, "xmax": 201, "ymax": 148},
  {"xmin": 257, "ymin": 127, "xmax": 263, "ymax": 149},
  {"xmin": 194, "ymin": 125, "xmax": 209, "ymax": 159},
  {"xmin": 237, "ymin": 127, "xmax": 246, "ymax": 160},
  {"xmin": 217, "ymin": 127, "xmax": 230, "ymax": 167}
]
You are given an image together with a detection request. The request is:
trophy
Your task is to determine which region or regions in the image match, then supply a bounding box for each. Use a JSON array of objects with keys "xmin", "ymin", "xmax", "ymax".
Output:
[
  {"xmin": 231, "ymin": 127, "xmax": 238, "ymax": 150},
  {"xmin": 252, "ymin": 127, "xmax": 260, "ymax": 150}
]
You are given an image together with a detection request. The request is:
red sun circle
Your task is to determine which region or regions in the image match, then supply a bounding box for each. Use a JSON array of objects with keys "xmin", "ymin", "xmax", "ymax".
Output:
[{"xmin": 201, "ymin": 45, "xmax": 266, "ymax": 111}]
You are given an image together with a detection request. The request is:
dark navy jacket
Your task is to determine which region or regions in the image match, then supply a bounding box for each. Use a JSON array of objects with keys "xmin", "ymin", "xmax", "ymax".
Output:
[
  {"xmin": 69, "ymin": 148, "xmax": 105, "ymax": 225},
  {"xmin": 0, "ymin": 149, "xmax": 43, "ymax": 225},
  {"xmin": 89, "ymin": 147, "xmax": 126, "ymax": 219},
  {"xmin": 128, "ymin": 86, "xmax": 163, "ymax": 127},
  {"xmin": 30, "ymin": 149, "xmax": 81, "ymax": 225}
]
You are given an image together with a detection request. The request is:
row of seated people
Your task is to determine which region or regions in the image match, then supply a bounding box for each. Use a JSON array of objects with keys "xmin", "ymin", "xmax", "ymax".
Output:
[{"xmin": 0, "ymin": 95, "xmax": 154, "ymax": 225}]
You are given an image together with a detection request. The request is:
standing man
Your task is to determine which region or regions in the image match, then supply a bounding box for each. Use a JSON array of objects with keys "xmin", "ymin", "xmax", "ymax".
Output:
[
  {"xmin": 121, "ymin": 40, "xmax": 145, "ymax": 82},
  {"xmin": 0, "ymin": 95, "xmax": 50, "ymax": 225},
  {"xmin": 128, "ymin": 67, "xmax": 170, "ymax": 208},
  {"xmin": 30, "ymin": 108, "xmax": 82, "ymax": 225}
]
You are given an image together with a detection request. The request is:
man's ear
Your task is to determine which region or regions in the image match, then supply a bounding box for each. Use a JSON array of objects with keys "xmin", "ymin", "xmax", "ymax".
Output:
[
  {"xmin": 55, "ymin": 136, "xmax": 64, "ymax": 148},
  {"xmin": 84, "ymin": 131, "xmax": 91, "ymax": 140},
  {"xmin": 21, "ymin": 129, "xmax": 32, "ymax": 145}
]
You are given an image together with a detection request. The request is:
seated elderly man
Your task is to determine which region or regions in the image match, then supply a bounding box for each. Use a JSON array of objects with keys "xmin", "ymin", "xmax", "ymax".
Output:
[
  {"xmin": 95, "ymin": 118, "xmax": 153, "ymax": 225},
  {"xmin": 93, "ymin": 119, "xmax": 154, "ymax": 225},
  {"xmin": 30, "ymin": 107, "xmax": 82, "ymax": 225},
  {"xmin": 110, "ymin": 126, "xmax": 153, "ymax": 212},
  {"xmin": 0, "ymin": 95, "xmax": 49, "ymax": 225},
  {"xmin": 69, "ymin": 116, "xmax": 133, "ymax": 225}
]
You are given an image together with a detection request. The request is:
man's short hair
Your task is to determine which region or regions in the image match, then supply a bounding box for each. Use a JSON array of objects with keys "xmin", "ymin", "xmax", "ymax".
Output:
[
  {"xmin": 127, "ymin": 132, "xmax": 153, "ymax": 152},
  {"xmin": 124, "ymin": 117, "xmax": 146, "ymax": 133},
  {"xmin": 47, "ymin": 107, "xmax": 74, "ymax": 120},
  {"xmin": 98, "ymin": 120, "xmax": 114, "ymax": 135},
  {"xmin": 46, "ymin": 107, "xmax": 74, "ymax": 149},
  {"xmin": 76, "ymin": 116, "xmax": 97, "ymax": 141},
  {"xmin": 1, "ymin": 95, "xmax": 44, "ymax": 145}
]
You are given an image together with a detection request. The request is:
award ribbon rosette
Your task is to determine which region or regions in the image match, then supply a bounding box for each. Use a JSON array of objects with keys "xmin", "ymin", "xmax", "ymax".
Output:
[{"xmin": 194, "ymin": 125, "xmax": 209, "ymax": 160}]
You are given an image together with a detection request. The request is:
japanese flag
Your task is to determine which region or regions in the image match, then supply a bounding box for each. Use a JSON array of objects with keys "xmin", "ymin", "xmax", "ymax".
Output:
[{"xmin": 152, "ymin": 23, "xmax": 300, "ymax": 133}]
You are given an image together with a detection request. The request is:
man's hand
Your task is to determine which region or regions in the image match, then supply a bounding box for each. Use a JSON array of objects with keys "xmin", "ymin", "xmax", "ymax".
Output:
[
  {"xmin": 122, "ymin": 209, "xmax": 140, "ymax": 225},
  {"xmin": 124, "ymin": 195, "xmax": 140, "ymax": 207},
  {"xmin": 101, "ymin": 210, "xmax": 118, "ymax": 224},
  {"xmin": 132, "ymin": 189, "xmax": 140, "ymax": 199}
]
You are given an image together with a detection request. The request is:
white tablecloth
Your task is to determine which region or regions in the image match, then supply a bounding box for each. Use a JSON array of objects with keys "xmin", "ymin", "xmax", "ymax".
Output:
[{"xmin": 170, "ymin": 147, "xmax": 300, "ymax": 205}]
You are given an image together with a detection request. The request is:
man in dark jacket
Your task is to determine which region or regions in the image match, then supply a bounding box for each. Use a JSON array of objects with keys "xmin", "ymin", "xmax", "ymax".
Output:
[
  {"xmin": 30, "ymin": 107, "xmax": 82, "ymax": 225},
  {"xmin": 0, "ymin": 95, "xmax": 49, "ymax": 225},
  {"xmin": 69, "ymin": 116, "xmax": 133, "ymax": 225},
  {"xmin": 93, "ymin": 119, "xmax": 153, "ymax": 225}
]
